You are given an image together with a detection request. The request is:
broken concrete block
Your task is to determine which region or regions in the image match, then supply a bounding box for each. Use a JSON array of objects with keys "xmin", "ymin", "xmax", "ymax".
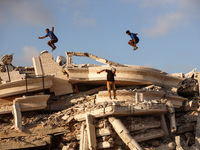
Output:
[
  {"xmin": 96, "ymin": 128, "xmax": 112, "ymax": 137},
  {"xmin": 166, "ymin": 95, "xmax": 187, "ymax": 108},
  {"xmin": 175, "ymin": 136, "xmax": 184, "ymax": 150},
  {"xmin": 97, "ymin": 141, "xmax": 114, "ymax": 149},
  {"xmin": 172, "ymin": 72, "xmax": 184, "ymax": 78},
  {"xmin": 1, "ymin": 53, "xmax": 14, "ymax": 65},
  {"xmin": 39, "ymin": 53, "xmax": 73, "ymax": 96},
  {"xmin": 32, "ymin": 56, "xmax": 43, "ymax": 76},
  {"xmin": 56, "ymin": 55, "xmax": 66, "ymax": 66}
]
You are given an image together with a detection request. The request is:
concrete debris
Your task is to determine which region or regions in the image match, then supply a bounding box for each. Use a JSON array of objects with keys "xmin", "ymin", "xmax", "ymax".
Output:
[
  {"xmin": 177, "ymin": 78, "xmax": 199, "ymax": 98},
  {"xmin": 1, "ymin": 53, "xmax": 14, "ymax": 65},
  {"xmin": 0, "ymin": 51, "xmax": 200, "ymax": 149}
]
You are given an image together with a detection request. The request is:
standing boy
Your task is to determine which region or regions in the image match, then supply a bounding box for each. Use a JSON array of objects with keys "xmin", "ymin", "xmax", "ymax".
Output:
[
  {"xmin": 38, "ymin": 27, "xmax": 58, "ymax": 52},
  {"xmin": 97, "ymin": 68, "xmax": 117, "ymax": 99},
  {"xmin": 126, "ymin": 30, "xmax": 139, "ymax": 51}
]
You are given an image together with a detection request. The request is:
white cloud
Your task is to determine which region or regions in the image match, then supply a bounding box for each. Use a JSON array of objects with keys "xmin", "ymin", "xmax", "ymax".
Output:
[
  {"xmin": 141, "ymin": 0, "xmax": 200, "ymax": 37},
  {"xmin": 143, "ymin": 12, "xmax": 183, "ymax": 37},
  {"xmin": 73, "ymin": 11, "xmax": 97, "ymax": 27},
  {"xmin": 56, "ymin": 0, "xmax": 97, "ymax": 27},
  {"xmin": 0, "ymin": 0, "xmax": 56, "ymax": 27},
  {"xmin": 13, "ymin": 46, "xmax": 40, "ymax": 67}
]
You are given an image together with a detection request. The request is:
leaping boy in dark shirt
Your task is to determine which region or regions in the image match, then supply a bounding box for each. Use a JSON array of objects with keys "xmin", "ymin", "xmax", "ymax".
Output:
[
  {"xmin": 126, "ymin": 30, "xmax": 139, "ymax": 51},
  {"xmin": 38, "ymin": 27, "xmax": 58, "ymax": 52}
]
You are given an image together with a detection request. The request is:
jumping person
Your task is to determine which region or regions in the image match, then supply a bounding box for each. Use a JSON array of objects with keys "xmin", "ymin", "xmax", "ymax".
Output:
[
  {"xmin": 38, "ymin": 27, "xmax": 58, "ymax": 52},
  {"xmin": 126, "ymin": 30, "xmax": 139, "ymax": 51},
  {"xmin": 97, "ymin": 68, "xmax": 117, "ymax": 99}
]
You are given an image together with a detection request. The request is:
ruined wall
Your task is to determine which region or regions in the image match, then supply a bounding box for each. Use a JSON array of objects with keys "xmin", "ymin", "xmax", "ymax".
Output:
[{"xmin": 33, "ymin": 52, "xmax": 73, "ymax": 96}]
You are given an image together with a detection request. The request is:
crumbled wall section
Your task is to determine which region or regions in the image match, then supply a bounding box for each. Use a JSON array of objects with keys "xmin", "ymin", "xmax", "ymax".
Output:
[
  {"xmin": 36, "ymin": 52, "xmax": 73, "ymax": 96},
  {"xmin": 0, "ymin": 70, "xmax": 25, "ymax": 82}
]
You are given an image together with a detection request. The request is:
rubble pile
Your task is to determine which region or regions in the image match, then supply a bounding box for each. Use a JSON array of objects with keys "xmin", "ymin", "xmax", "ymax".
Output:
[{"xmin": 0, "ymin": 52, "xmax": 200, "ymax": 150}]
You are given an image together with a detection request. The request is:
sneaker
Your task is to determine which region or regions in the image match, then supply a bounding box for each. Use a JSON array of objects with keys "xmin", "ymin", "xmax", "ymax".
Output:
[
  {"xmin": 51, "ymin": 46, "xmax": 56, "ymax": 52},
  {"xmin": 113, "ymin": 96, "xmax": 117, "ymax": 99},
  {"xmin": 109, "ymin": 96, "xmax": 112, "ymax": 100},
  {"xmin": 133, "ymin": 46, "xmax": 138, "ymax": 51}
]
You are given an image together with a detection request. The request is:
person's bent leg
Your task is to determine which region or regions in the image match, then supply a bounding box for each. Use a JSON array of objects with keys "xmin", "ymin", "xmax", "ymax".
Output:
[
  {"xmin": 50, "ymin": 40, "xmax": 56, "ymax": 49},
  {"xmin": 112, "ymin": 82, "xmax": 117, "ymax": 99},
  {"xmin": 128, "ymin": 40, "xmax": 134, "ymax": 47},
  {"xmin": 107, "ymin": 81, "xmax": 112, "ymax": 99},
  {"xmin": 47, "ymin": 41, "xmax": 54, "ymax": 48}
]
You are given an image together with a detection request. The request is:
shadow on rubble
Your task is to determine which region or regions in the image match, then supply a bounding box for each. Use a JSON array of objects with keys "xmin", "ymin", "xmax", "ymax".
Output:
[
  {"xmin": 177, "ymin": 78, "xmax": 199, "ymax": 98},
  {"xmin": 14, "ymin": 135, "xmax": 78, "ymax": 150}
]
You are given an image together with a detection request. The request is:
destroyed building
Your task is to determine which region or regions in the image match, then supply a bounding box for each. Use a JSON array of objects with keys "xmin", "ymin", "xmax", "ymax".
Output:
[{"xmin": 0, "ymin": 51, "xmax": 200, "ymax": 150}]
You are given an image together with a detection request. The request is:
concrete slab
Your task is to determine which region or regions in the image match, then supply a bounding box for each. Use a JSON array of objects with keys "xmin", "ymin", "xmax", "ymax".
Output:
[{"xmin": 0, "ymin": 95, "xmax": 50, "ymax": 115}]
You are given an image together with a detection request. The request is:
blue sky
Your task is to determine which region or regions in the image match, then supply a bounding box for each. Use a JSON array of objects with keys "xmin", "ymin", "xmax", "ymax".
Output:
[{"xmin": 1, "ymin": 0, "xmax": 200, "ymax": 74}]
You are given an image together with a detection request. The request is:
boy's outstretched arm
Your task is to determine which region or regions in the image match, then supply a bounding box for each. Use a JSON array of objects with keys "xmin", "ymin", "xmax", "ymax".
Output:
[
  {"xmin": 97, "ymin": 69, "xmax": 106, "ymax": 74},
  {"xmin": 52, "ymin": 27, "xmax": 54, "ymax": 32},
  {"xmin": 38, "ymin": 36, "xmax": 46, "ymax": 39}
]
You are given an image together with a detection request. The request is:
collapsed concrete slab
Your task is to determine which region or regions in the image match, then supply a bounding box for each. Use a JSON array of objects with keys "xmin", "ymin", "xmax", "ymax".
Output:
[
  {"xmin": 0, "ymin": 76, "xmax": 53, "ymax": 98},
  {"xmin": 0, "ymin": 95, "xmax": 50, "ymax": 115},
  {"xmin": 96, "ymin": 90, "xmax": 187, "ymax": 108},
  {"xmin": 65, "ymin": 65, "xmax": 184, "ymax": 90},
  {"xmin": 74, "ymin": 103, "xmax": 167, "ymax": 121},
  {"xmin": 0, "ymin": 51, "xmax": 200, "ymax": 149}
]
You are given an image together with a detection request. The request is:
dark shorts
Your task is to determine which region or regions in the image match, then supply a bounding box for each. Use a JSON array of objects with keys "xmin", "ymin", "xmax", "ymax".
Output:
[
  {"xmin": 130, "ymin": 37, "xmax": 139, "ymax": 44},
  {"xmin": 51, "ymin": 39, "xmax": 58, "ymax": 43},
  {"xmin": 135, "ymin": 37, "xmax": 139, "ymax": 43}
]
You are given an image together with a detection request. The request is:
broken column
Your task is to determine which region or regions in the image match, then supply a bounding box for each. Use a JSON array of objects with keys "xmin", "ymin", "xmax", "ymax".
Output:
[
  {"xmin": 80, "ymin": 123, "xmax": 88, "ymax": 150},
  {"xmin": 12, "ymin": 100, "xmax": 22, "ymax": 131},
  {"xmin": 86, "ymin": 114, "xmax": 97, "ymax": 150},
  {"xmin": 166, "ymin": 100, "xmax": 176, "ymax": 133},
  {"xmin": 161, "ymin": 115, "xmax": 169, "ymax": 136},
  {"xmin": 66, "ymin": 52, "xmax": 73, "ymax": 66},
  {"xmin": 108, "ymin": 117, "xmax": 142, "ymax": 150},
  {"xmin": 135, "ymin": 92, "xmax": 143, "ymax": 103},
  {"xmin": 195, "ymin": 112, "xmax": 200, "ymax": 148}
]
